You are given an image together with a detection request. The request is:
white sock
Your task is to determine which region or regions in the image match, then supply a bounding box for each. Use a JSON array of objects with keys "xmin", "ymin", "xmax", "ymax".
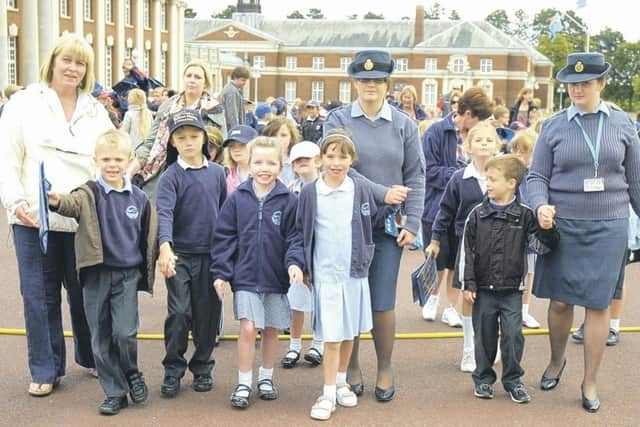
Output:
[
  {"xmin": 323, "ymin": 384, "xmax": 337, "ymax": 403},
  {"xmin": 430, "ymin": 294, "xmax": 440, "ymax": 305},
  {"xmin": 311, "ymin": 337, "xmax": 324, "ymax": 354},
  {"xmin": 258, "ymin": 366, "xmax": 274, "ymax": 392},
  {"xmin": 336, "ymin": 371, "xmax": 347, "ymax": 385},
  {"xmin": 522, "ymin": 303, "xmax": 529, "ymax": 319},
  {"xmin": 462, "ymin": 316, "xmax": 474, "ymax": 352},
  {"xmin": 289, "ymin": 337, "xmax": 302, "ymax": 352},
  {"xmin": 610, "ymin": 318, "xmax": 620, "ymax": 332},
  {"xmin": 237, "ymin": 370, "xmax": 252, "ymax": 398}
]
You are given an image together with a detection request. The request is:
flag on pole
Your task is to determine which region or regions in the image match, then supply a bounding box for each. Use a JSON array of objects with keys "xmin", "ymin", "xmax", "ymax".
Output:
[
  {"xmin": 576, "ymin": 0, "xmax": 587, "ymax": 9},
  {"xmin": 548, "ymin": 13, "xmax": 563, "ymax": 42}
]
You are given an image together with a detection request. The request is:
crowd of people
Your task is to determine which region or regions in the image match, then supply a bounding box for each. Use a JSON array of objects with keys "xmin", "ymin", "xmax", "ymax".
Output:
[{"xmin": 1, "ymin": 33, "xmax": 640, "ymax": 420}]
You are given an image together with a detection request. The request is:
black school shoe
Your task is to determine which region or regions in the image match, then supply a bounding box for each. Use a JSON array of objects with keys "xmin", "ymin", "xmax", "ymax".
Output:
[
  {"xmin": 128, "ymin": 371, "xmax": 149, "ymax": 404},
  {"xmin": 304, "ymin": 348, "xmax": 323, "ymax": 366},
  {"xmin": 160, "ymin": 376, "xmax": 180, "ymax": 398},
  {"xmin": 474, "ymin": 383, "xmax": 494, "ymax": 399},
  {"xmin": 192, "ymin": 374, "xmax": 213, "ymax": 392},
  {"xmin": 571, "ymin": 324, "xmax": 585, "ymax": 343},
  {"xmin": 99, "ymin": 395, "xmax": 128, "ymax": 415},
  {"xmin": 607, "ymin": 329, "xmax": 620, "ymax": 346},
  {"xmin": 507, "ymin": 384, "xmax": 531, "ymax": 404}
]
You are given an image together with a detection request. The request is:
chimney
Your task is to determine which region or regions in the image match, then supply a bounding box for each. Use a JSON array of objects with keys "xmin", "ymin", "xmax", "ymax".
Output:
[{"xmin": 414, "ymin": 5, "xmax": 425, "ymax": 46}]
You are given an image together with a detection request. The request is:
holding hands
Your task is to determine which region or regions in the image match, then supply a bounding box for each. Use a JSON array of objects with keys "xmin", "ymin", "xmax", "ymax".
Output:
[
  {"xmin": 213, "ymin": 278, "xmax": 229, "ymax": 300},
  {"xmin": 158, "ymin": 243, "xmax": 177, "ymax": 278},
  {"xmin": 537, "ymin": 205, "xmax": 556, "ymax": 230},
  {"xmin": 288, "ymin": 265, "xmax": 303, "ymax": 284}
]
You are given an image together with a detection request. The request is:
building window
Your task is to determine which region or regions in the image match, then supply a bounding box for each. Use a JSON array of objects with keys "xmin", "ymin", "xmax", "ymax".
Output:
[
  {"xmin": 253, "ymin": 55, "xmax": 265, "ymax": 69},
  {"xmin": 312, "ymin": 57, "xmax": 324, "ymax": 71},
  {"xmin": 422, "ymin": 79, "xmax": 438, "ymax": 108},
  {"xmin": 340, "ymin": 57, "xmax": 351, "ymax": 72},
  {"xmin": 480, "ymin": 58, "xmax": 493, "ymax": 73},
  {"xmin": 160, "ymin": 51, "xmax": 167, "ymax": 85},
  {"xmin": 105, "ymin": 0, "xmax": 113, "ymax": 22},
  {"xmin": 7, "ymin": 0, "xmax": 16, "ymax": 9},
  {"xmin": 396, "ymin": 58, "xmax": 408, "ymax": 72},
  {"xmin": 161, "ymin": 1, "xmax": 167, "ymax": 31},
  {"xmin": 124, "ymin": 0, "xmax": 132, "ymax": 25},
  {"xmin": 143, "ymin": 49, "xmax": 150, "ymax": 73},
  {"xmin": 143, "ymin": 0, "xmax": 150, "ymax": 28},
  {"xmin": 285, "ymin": 80, "xmax": 296, "ymax": 103},
  {"xmin": 105, "ymin": 46, "xmax": 113, "ymax": 87},
  {"xmin": 8, "ymin": 36, "xmax": 17, "ymax": 85},
  {"xmin": 60, "ymin": 0, "xmax": 69, "ymax": 17},
  {"xmin": 425, "ymin": 58, "xmax": 437, "ymax": 72},
  {"xmin": 84, "ymin": 0, "xmax": 92, "ymax": 20},
  {"xmin": 453, "ymin": 58, "xmax": 465, "ymax": 73},
  {"xmin": 339, "ymin": 81, "xmax": 351, "ymax": 103},
  {"xmin": 125, "ymin": 47, "xmax": 133, "ymax": 61},
  {"xmin": 311, "ymin": 80, "xmax": 324, "ymax": 102},
  {"xmin": 285, "ymin": 56, "xmax": 296, "ymax": 70}
]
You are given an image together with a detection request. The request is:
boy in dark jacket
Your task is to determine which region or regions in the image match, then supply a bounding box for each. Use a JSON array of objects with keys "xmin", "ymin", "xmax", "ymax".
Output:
[
  {"xmin": 48, "ymin": 129, "xmax": 158, "ymax": 415},
  {"xmin": 461, "ymin": 155, "xmax": 558, "ymax": 404},
  {"xmin": 156, "ymin": 109, "xmax": 227, "ymax": 398}
]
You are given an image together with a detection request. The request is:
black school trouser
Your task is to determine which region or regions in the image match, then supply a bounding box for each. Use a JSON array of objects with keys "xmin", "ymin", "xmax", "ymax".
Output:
[
  {"xmin": 162, "ymin": 253, "xmax": 222, "ymax": 378},
  {"xmin": 471, "ymin": 289, "xmax": 524, "ymax": 391}
]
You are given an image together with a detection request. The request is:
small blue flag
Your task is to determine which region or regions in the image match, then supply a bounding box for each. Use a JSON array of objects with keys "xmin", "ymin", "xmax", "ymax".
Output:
[{"xmin": 548, "ymin": 13, "xmax": 563, "ymax": 42}]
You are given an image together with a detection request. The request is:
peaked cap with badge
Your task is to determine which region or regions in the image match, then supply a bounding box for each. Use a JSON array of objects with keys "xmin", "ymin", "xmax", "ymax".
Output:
[
  {"xmin": 556, "ymin": 52, "xmax": 611, "ymax": 84},
  {"xmin": 348, "ymin": 50, "xmax": 395, "ymax": 79}
]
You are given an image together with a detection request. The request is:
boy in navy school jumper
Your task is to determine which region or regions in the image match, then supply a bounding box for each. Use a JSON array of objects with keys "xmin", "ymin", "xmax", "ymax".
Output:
[
  {"xmin": 424, "ymin": 122, "xmax": 499, "ymax": 373},
  {"xmin": 156, "ymin": 109, "xmax": 227, "ymax": 398},
  {"xmin": 48, "ymin": 129, "xmax": 158, "ymax": 415},
  {"xmin": 211, "ymin": 137, "xmax": 304, "ymax": 409},
  {"xmin": 460, "ymin": 155, "xmax": 559, "ymax": 404}
]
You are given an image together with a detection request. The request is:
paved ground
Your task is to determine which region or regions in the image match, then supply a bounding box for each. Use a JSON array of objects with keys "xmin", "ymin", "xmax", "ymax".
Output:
[{"xmin": 0, "ymin": 213, "xmax": 638, "ymax": 426}]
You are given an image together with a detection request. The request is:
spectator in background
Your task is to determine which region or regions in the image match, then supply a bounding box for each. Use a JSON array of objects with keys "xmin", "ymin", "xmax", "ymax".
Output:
[
  {"xmin": 0, "ymin": 84, "xmax": 23, "ymax": 117},
  {"xmin": 493, "ymin": 105, "xmax": 510, "ymax": 128},
  {"xmin": 254, "ymin": 102, "xmax": 273, "ymax": 134},
  {"xmin": 301, "ymin": 100, "xmax": 323, "ymax": 144},
  {"xmin": 219, "ymin": 66, "xmax": 249, "ymax": 131},
  {"xmin": 397, "ymin": 85, "xmax": 427, "ymax": 122},
  {"xmin": 509, "ymin": 87, "xmax": 536, "ymax": 128},
  {"xmin": 121, "ymin": 88, "xmax": 153, "ymax": 150},
  {"xmin": 96, "ymin": 91, "xmax": 121, "ymax": 128},
  {"xmin": 244, "ymin": 99, "xmax": 257, "ymax": 130}
]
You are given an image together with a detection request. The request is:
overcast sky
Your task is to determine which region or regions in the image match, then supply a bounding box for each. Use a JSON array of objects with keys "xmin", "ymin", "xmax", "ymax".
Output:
[{"xmin": 194, "ymin": 0, "xmax": 639, "ymax": 42}]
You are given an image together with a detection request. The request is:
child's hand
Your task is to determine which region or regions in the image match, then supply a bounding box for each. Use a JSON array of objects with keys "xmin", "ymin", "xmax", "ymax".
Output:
[
  {"xmin": 384, "ymin": 185, "xmax": 411, "ymax": 205},
  {"xmin": 463, "ymin": 290, "xmax": 476, "ymax": 304},
  {"xmin": 303, "ymin": 273, "xmax": 312, "ymax": 290},
  {"xmin": 537, "ymin": 205, "xmax": 556, "ymax": 230},
  {"xmin": 213, "ymin": 279, "xmax": 229, "ymax": 300},
  {"xmin": 424, "ymin": 240, "xmax": 440, "ymax": 259},
  {"xmin": 158, "ymin": 243, "xmax": 178, "ymax": 278},
  {"xmin": 288, "ymin": 265, "xmax": 303, "ymax": 284},
  {"xmin": 397, "ymin": 229, "xmax": 416, "ymax": 247},
  {"xmin": 47, "ymin": 191, "xmax": 60, "ymax": 208}
]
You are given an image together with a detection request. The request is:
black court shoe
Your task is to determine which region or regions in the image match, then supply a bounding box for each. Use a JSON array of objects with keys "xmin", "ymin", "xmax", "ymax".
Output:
[
  {"xmin": 348, "ymin": 369, "xmax": 364, "ymax": 397},
  {"xmin": 540, "ymin": 359, "xmax": 567, "ymax": 391},
  {"xmin": 581, "ymin": 385, "xmax": 601, "ymax": 413}
]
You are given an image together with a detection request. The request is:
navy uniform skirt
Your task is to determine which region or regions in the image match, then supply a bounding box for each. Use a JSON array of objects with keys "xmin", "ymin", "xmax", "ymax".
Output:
[
  {"xmin": 369, "ymin": 231, "xmax": 403, "ymax": 311},
  {"xmin": 533, "ymin": 218, "xmax": 627, "ymax": 309}
]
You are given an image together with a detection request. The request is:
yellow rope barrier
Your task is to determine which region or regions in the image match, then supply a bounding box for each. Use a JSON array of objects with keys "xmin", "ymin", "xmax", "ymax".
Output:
[{"xmin": 1, "ymin": 327, "xmax": 639, "ymax": 341}]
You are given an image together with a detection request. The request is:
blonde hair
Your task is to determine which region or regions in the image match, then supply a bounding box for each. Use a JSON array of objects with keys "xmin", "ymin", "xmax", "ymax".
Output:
[
  {"xmin": 320, "ymin": 129, "xmax": 358, "ymax": 163},
  {"xmin": 127, "ymin": 89, "xmax": 151, "ymax": 139},
  {"xmin": 511, "ymin": 131, "xmax": 537, "ymax": 155},
  {"xmin": 95, "ymin": 129, "xmax": 133, "ymax": 157},
  {"xmin": 493, "ymin": 105, "xmax": 509, "ymax": 120},
  {"xmin": 206, "ymin": 126, "xmax": 225, "ymax": 163},
  {"xmin": 248, "ymin": 136, "xmax": 284, "ymax": 168},
  {"xmin": 40, "ymin": 33, "xmax": 95, "ymax": 93},
  {"xmin": 463, "ymin": 121, "xmax": 499, "ymax": 153},
  {"xmin": 400, "ymin": 85, "xmax": 418, "ymax": 104},
  {"xmin": 418, "ymin": 119, "xmax": 434, "ymax": 137},
  {"xmin": 183, "ymin": 59, "xmax": 212, "ymax": 91}
]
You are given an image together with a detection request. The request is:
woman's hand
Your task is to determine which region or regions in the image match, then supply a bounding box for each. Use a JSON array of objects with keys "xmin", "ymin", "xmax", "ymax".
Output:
[
  {"xmin": 213, "ymin": 279, "xmax": 229, "ymax": 300},
  {"xmin": 14, "ymin": 203, "xmax": 38, "ymax": 228},
  {"xmin": 126, "ymin": 158, "xmax": 143, "ymax": 179},
  {"xmin": 288, "ymin": 265, "xmax": 303, "ymax": 284},
  {"xmin": 397, "ymin": 229, "xmax": 416, "ymax": 247},
  {"xmin": 384, "ymin": 185, "xmax": 411, "ymax": 205},
  {"xmin": 158, "ymin": 243, "xmax": 177, "ymax": 278},
  {"xmin": 537, "ymin": 205, "xmax": 556, "ymax": 230},
  {"xmin": 47, "ymin": 191, "xmax": 60, "ymax": 208}
]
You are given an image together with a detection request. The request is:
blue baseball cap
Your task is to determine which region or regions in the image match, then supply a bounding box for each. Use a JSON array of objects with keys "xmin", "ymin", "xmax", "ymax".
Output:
[
  {"xmin": 223, "ymin": 125, "xmax": 258, "ymax": 147},
  {"xmin": 348, "ymin": 50, "xmax": 395, "ymax": 79},
  {"xmin": 255, "ymin": 102, "xmax": 272, "ymax": 119},
  {"xmin": 556, "ymin": 52, "xmax": 611, "ymax": 84},
  {"xmin": 167, "ymin": 109, "xmax": 206, "ymax": 140}
]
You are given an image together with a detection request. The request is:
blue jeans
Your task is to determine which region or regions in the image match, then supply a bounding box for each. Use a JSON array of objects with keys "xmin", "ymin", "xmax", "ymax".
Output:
[{"xmin": 13, "ymin": 225, "xmax": 94, "ymax": 383}]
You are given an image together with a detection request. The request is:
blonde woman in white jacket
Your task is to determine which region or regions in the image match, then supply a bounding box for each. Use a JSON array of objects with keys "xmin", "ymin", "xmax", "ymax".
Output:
[{"xmin": 0, "ymin": 33, "xmax": 113, "ymax": 397}]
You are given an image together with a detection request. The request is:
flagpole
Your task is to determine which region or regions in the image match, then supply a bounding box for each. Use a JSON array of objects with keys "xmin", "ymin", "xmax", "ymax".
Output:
[{"xmin": 563, "ymin": 11, "xmax": 590, "ymax": 52}]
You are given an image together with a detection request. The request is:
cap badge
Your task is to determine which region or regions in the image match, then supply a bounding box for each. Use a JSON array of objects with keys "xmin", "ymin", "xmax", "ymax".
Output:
[
  {"xmin": 575, "ymin": 61, "xmax": 584, "ymax": 73},
  {"xmin": 363, "ymin": 59, "xmax": 374, "ymax": 71}
]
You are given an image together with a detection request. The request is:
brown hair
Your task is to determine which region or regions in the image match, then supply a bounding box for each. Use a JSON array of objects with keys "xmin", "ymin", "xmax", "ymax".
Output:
[
  {"xmin": 248, "ymin": 136, "xmax": 284, "ymax": 168},
  {"xmin": 457, "ymin": 87, "xmax": 493, "ymax": 120},
  {"xmin": 320, "ymin": 129, "xmax": 358, "ymax": 163},
  {"xmin": 485, "ymin": 155, "xmax": 527, "ymax": 186},
  {"xmin": 231, "ymin": 66, "xmax": 250, "ymax": 80},
  {"xmin": 40, "ymin": 33, "xmax": 95, "ymax": 93},
  {"xmin": 183, "ymin": 59, "xmax": 212, "ymax": 91},
  {"xmin": 262, "ymin": 116, "xmax": 300, "ymax": 155},
  {"xmin": 517, "ymin": 87, "xmax": 533, "ymax": 102},
  {"xmin": 510, "ymin": 131, "xmax": 536, "ymax": 155}
]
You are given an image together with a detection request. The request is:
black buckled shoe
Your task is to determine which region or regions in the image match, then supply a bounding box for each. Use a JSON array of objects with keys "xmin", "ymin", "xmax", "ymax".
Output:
[
  {"xmin": 581, "ymin": 385, "xmax": 601, "ymax": 413},
  {"xmin": 99, "ymin": 395, "xmax": 128, "ymax": 415},
  {"xmin": 230, "ymin": 384, "xmax": 252, "ymax": 409},
  {"xmin": 540, "ymin": 359, "xmax": 566, "ymax": 391},
  {"xmin": 192, "ymin": 374, "xmax": 213, "ymax": 392},
  {"xmin": 606, "ymin": 329, "xmax": 620, "ymax": 346},
  {"xmin": 127, "ymin": 371, "xmax": 148, "ymax": 404},
  {"xmin": 304, "ymin": 348, "xmax": 323, "ymax": 366},
  {"xmin": 280, "ymin": 349, "xmax": 300, "ymax": 369},
  {"xmin": 571, "ymin": 324, "xmax": 584, "ymax": 343},
  {"xmin": 160, "ymin": 376, "xmax": 180, "ymax": 398},
  {"xmin": 257, "ymin": 378, "xmax": 279, "ymax": 400}
]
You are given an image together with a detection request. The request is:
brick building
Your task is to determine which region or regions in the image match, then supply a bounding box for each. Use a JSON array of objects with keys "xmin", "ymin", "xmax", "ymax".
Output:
[
  {"xmin": 185, "ymin": 1, "xmax": 554, "ymax": 110},
  {"xmin": 1, "ymin": 0, "xmax": 187, "ymax": 91}
]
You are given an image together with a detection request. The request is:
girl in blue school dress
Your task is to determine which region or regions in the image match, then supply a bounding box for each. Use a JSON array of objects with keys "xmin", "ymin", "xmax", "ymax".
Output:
[{"xmin": 297, "ymin": 130, "xmax": 380, "ymax": 420}]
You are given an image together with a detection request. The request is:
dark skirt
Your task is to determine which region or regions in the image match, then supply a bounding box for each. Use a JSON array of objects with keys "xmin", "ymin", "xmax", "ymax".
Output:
[
  {"xmin": 533, "ymin": 218, "xmax": 627, "ymax": 309},
  {"xmin": 369, "ymin": 231, "xmax": 403, "ymax": 311}
]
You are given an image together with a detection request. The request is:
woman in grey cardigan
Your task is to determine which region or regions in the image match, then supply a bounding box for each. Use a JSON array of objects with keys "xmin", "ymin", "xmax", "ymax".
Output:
[
  {"xmin": 127, "ymin": 59, "xmax": 226, "ymax": 200},
  {"xmin": 528, "ymin": 52, "xmax": 640, "ymax": 413}
]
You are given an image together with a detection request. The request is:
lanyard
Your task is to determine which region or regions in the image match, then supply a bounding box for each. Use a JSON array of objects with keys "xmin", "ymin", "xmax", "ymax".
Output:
[{"xmin": 574, "ymin": 112, "xmax": 604, "ymax": 177}]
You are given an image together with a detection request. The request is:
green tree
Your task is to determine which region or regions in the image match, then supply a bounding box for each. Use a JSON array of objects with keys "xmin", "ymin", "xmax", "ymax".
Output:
[
  {"xmin": 306, "ymin": 8, "xmax": 324, "ymax": 19},
  {"xmin": 448, "ymin": 9, "xmax": 461, "ymax": 20},
  {"xmin": 212, "ymin": 4, "xmax": 236, "ymax": 19},
  {"xmin": 593, "ymin": 27, "xmax": 625, "ymax": 57},
  {"xmin": 511, "ymin": 9, "xmax": 534, "ymax": 44},
  {"xmin": 287, "ymin": 10, "xmax": 305, "ymax": 19},
  {"xmin": 363, "ymin": 12, "xmax": 384, "ymax": 19},
  {"xmin": 609, "ymin": 42, "xmax": 640, "ymax": 110},
  {"xmin": 536, "ymin": 33, "xmax": 576, "ymax": 108},
  {"xmin": 425, "ymin": 2, "xmax": 446, "ymax": 20},
  {"xmin": 485, "ymin": 9, "xmax": 511, "ymax": 34},
  {"xmin": 184, "ymin": 7, "xmax": 197, "ymax": 19}
]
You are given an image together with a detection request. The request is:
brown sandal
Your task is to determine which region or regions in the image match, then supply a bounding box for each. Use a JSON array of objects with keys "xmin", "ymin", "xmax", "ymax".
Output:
[{"xmin": 28, "ymin": 382, "xmax": 53, "ymax": 397}]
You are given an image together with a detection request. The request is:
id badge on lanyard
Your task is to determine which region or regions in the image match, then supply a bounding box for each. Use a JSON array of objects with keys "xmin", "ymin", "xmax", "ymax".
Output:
[{"xmin": 575, "ymin": 113, "xmax": 605, "ymax": 193}]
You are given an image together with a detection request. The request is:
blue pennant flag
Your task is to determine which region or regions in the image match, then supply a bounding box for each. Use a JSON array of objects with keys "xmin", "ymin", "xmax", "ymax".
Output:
[{"xmin": 548, "ymin": 13, "xmax": 563, "ymax": 42}]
